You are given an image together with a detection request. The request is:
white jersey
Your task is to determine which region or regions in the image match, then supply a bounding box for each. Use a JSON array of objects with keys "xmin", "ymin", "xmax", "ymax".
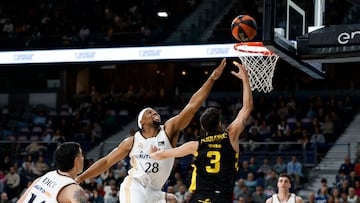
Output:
[
  {"xmin": 271, "ymin": 193, "xmax": 296, "ymax": 203},
  {"xmin": 22, "ymin": 170, "xmax": 76, "ymax": 203},
  {"xmin": 126, "ymin": 125, "xmax": 174, "ymax": 190}
]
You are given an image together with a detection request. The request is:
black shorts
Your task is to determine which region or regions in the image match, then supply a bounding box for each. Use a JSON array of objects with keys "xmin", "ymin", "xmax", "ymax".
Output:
[{"xmin": 190, "ymin": 192, "xmax": 233, "ymax": 203}]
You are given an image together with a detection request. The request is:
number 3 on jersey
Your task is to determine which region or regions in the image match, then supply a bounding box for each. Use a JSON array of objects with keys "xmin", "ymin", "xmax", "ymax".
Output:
[{"xmin": 205, "ymin": 151, "xmax": 220, "ymax": 173}]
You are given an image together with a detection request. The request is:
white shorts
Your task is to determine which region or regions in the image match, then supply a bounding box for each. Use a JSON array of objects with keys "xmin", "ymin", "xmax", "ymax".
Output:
[{"xmin": 119, "ymin": 176, "xmax": 166, "ymax": 203}]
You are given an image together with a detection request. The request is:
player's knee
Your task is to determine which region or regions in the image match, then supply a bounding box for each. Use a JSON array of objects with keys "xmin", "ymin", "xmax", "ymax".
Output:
[{"xmin": 166, "ymin": 193, "xmax": 178, "ymax": 203}]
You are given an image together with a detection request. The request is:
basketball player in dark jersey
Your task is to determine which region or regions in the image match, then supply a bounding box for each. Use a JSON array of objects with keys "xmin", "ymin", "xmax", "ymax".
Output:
[{"xmin": 150, "ymin": 61, "xmax": 253, "ymax": 203}]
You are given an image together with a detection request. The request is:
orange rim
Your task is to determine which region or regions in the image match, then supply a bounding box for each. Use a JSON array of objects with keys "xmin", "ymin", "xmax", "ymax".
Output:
[{"xmin": 234, "ymin": 42, "xmax": 275, "ymax": 56}]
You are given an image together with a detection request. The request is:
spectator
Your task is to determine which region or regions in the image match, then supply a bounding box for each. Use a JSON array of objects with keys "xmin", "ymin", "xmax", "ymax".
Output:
[
  {"xmin": 331, "ymin": 187, "xmax": 341, "ymax": 202},
  {"xmin": 0, "ymin": 156, "xmax": 12, "ymax": 172},
  {"xmin": 175, "ymin": 184, "xmax": 189, "ymax": 203},
  {"xmin": 257, "ymin": 158, "xmax": 272, "ymax": 180},
  {"xmin": 4, "ymin": 166, "xmax": 20, "ymax": 200},
  {"xmin": 90, "ymin": 188, "xmax": 105, "ymax": 203},
  {"xmin": 0, "ymin": 192, "xmax": 10, "ymax": 203},
  {"xmin": 32, "ymin": 155, "xmax": 49, "ymax": 177},
  {"xmin": 338, "ymin": 156, "xmax": 355, "ymax": 176},
  {"xmin": 251, "ymin": 185, "xmax": 267, "ymax": 203},
  {"xmin": 264, "ymin": 170, "xmax": 278, "ymax": 194},
  {"xmin": 17, "ymin": 161, "xmax": 36, "ymax": 188},
  {"xmin": 315, "ymin": 186, "xmax": 330, "ymax": 203},
  {"xmin": 112, "ymin": 160, "xmax": 127, "ymax": 182},
  {"xmin": 51, "ymin": 129, "xmax": 66, "ymax": 145},
  {"xmin": 273, "ymin": 156, "xmax": 287, "ymax": 174},
  {"xmin": 237, "ymin": 160, "xmax": 254, "ymax": 180},
  {"xmin": 317, "ymin": 178, "xmax": 332, "ymax": 195},
  {"xmin": 79, "ymin": 25, "xmax": 90, "ymax": 42},
  {"xmin": 24, "ymin": 142, "xmax": 47, "ymax": 157},
  {"xmin": 183, "ymin": 192, "xmax": 192, "ymax": 203},
  {"xmin": 307, "ymin": 192, "xmax": 316, "ymax": 203},
  {"xmin": 244, "ymin": 172, "xmax": 257, "ymax": 194},
  {"xmin": 354, "ymin": 180, "xmax": 360, "ymax": 197},
  {"xmin": 248, "ymin": 157, "xmax": 259, "ymax": 174},
  {"xmin": 347, "ymin": 187, "xmax": 358, "ymax": 203},
  {"xmin": 287, "ymin": 156, "xmax": 303, "ymax": 190},
  {"xmin": 335, "ymin": 170, "xmax": 350, "ymax": 189},
  {"xmin": 233, "ymin": 178, "xmax": 246, "ymax": 200},
  {"xmin": 348, "ymin": 171, "xmax": 358, "ymax": 188},
  {"xmin": 321, "ymin": 114, "xmax": 335, "ymax": 143},
  {"xmin": 91, "ymin": 121, "xmax": 102, "ymax": 146},
  {"xmin": 0, "ymin": 170, "xmax": 5, "ymax": 193},
  {"xmin": 310, "ymin": 126, "xmax": 326, "ymax": 152},
  {"xmin": 104, "ymin": 184, "xmax": 118, "ymax": 203},
  {"xmin": 339, "ymin": 180, "xmax": 351, "ymax": 195}
]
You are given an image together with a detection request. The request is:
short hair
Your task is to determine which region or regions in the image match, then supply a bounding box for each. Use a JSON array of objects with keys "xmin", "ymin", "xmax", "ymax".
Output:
[
  {"xmin": 54, "ymin": 142, "xmax": 81, "ymax": 172},
  {"xmin": 278, "ymin": 173, "xmax": 292, "ymax": 182},
  {"xmin": 200, "ymin": 107, "xmax": 220, "ymax": 132}
]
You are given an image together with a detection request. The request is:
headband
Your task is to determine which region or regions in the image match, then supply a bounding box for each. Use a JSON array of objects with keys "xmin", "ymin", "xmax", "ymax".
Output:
[{"xmin": 137, "ymin": 108, "xmax": 148, "ymax": 129}]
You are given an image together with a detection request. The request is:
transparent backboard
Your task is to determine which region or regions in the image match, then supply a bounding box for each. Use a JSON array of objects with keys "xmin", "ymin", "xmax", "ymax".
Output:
[
  {"xmin": 262, "ymin": 0, "xmax": 326, "ymax": 79},
  {"xmin": 262, "ymin": 0, "xmax": 360, "ymax": 79}
]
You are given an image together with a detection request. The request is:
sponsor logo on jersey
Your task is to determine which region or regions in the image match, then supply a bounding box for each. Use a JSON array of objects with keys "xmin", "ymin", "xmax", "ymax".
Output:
[
  {"xmin": 135, "ymin": 151, "xmax": 151, "ymax": 159},
  {"xmin": 34, "ymin": 184, "xmax": 51, "ymax": 197}
]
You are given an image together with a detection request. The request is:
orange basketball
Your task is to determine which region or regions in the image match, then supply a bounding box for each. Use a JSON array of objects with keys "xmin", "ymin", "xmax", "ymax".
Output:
[{"xmin": 231, "ymin": 15, "xmax": 257, "ymax": 41}]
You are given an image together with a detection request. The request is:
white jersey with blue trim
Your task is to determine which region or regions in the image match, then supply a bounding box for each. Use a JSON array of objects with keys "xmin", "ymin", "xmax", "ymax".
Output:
[
  {"xmin": 22, "ymin": 170, "xmax": 76, "ymax": 203},
  {"xmin": 127, "ymin": 125, "xmax": 174, "ymax": 190}
]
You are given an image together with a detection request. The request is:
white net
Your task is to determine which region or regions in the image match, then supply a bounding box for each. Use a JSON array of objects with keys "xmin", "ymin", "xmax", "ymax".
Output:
[{"xmin": 234, "ymin": 42, "xmax": 280, "ymax": 93}]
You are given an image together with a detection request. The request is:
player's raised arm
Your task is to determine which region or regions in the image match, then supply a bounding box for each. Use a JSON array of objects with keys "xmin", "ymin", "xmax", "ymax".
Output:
[
  {"xmin": 165, "ymin": 58, "xmax": 227, "ymax": 146},
  {"xmin": 226, "ymin": 61, "xmax": 253, "ymax": 149}
]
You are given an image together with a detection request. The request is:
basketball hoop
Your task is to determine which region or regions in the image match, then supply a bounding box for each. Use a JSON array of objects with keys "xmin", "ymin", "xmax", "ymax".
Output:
[{"xmin": 234, "ymin": 42, "xmax": 279, "ymax": 93}]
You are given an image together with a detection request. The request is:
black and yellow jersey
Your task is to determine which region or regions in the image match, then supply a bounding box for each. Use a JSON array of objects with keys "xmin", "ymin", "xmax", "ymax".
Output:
[{"xmin": 189, "ymin": 131, "xmax": 239, "ymax": 197}]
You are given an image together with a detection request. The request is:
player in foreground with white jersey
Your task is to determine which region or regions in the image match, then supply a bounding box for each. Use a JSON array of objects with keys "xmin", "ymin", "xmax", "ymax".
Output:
[{"xmin": 18, "ymin": 142, "xmax": 87, "ymax": 203}]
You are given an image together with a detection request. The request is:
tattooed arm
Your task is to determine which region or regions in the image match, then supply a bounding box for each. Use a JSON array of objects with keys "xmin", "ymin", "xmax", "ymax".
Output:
[{"xmin": 58, "ymin": 184, "xmax": 87, "ymax": 203}]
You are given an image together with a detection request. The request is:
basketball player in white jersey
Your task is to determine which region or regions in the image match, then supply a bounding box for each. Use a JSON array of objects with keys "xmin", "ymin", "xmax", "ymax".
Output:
[
  {"xmin": 265, "ymin": 173, "xmax": 304, "ymax": 203},
  {"xmin": 18, "ymin": 142, "xmax": 87, "ymax": 203},
  {"xmin": 75, "ymin": 58, "xmax": 227, "ymax": 203}
]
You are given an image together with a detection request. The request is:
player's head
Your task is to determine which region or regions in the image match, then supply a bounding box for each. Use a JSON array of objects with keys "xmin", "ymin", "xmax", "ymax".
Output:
[
  {"xmin": 137, "ymin": 107, "xmax": 161, "ymax": 130},
  {"xmin": 200, "ymin": 107, "xmax": 221, "ymax": 132},
  {"xmin": 277, "ymin": 173, "xmax": 292, "ymax": 189},
  {"xmin": 54, "ymin": 142, "xmax": 84, "ymax": 173}
]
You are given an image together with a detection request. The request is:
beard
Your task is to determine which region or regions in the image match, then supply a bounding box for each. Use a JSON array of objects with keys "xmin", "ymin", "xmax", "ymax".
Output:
[{"xmin": 152, "ymin": 120, "xmax": 161, "ymax": 127}]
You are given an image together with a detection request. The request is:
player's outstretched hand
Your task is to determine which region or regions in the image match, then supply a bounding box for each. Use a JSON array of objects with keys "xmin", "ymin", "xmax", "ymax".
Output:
[
  {"xmin": 231, "ymin": 61, "xmax": 249, "ymax": 81},
  {"xmin": 209, "ymin": 58, "xmax": 226, "ymax": 81}
]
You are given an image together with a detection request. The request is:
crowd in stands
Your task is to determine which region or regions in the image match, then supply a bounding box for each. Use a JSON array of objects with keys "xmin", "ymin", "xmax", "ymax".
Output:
[
  {"xmin": 0, "ymin": 81, "xmax": 357, "ymax": 202},
  {"xmin": 0, "ymin": 0, "xmax": 201, "ymax": 50}
]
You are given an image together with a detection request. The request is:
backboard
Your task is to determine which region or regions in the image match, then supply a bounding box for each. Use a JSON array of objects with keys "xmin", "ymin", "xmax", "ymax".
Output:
[{"xmin": 262, "ymin": 0, "xmax": 360, "ymax": 79}]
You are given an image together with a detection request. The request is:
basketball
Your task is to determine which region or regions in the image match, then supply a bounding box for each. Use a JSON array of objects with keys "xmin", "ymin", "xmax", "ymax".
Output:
[{"xmin": 231, "ymin": 15, "xmax": 257, "ymax": 41}]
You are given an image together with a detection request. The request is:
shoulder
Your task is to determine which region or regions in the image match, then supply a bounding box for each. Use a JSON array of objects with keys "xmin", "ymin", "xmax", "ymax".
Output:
[
  {"xmin": 265, "ymin": 196, "xmax": 273, "ymax": 203},
  {"xmin": 59, "ymin": 184, "xmax": 87, "ymax": 203},
  {"xmin": 121, "ymin": 136, "xmax": 135, "ymax": 146},
  {"xmin": 293, "ymin": 194, "xmax": 304, "ymax": 203}
]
